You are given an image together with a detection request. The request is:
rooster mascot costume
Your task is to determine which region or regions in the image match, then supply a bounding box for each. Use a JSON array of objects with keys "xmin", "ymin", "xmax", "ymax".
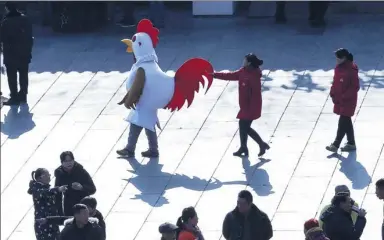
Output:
[{"xmin": 117, "ymin": 19, "xmax": 213, "ymax": 158}]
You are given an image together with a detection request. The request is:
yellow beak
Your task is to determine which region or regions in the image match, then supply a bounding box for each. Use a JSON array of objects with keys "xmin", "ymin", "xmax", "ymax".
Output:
[{"xmin": 121, "ymin": 39, "xmax": 133, "ymax": 53}]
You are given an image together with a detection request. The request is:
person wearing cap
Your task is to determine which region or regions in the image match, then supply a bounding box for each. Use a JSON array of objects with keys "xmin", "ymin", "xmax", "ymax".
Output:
[
  {"xmin": 318, "ymin": 185, "xmax": 359, "ymax": 228},
  {"xmin": 159, "ymin": 222, "xmax": 178, "ymax": 240},
  {"xmin": 0, "ymin": 2, "xmax": 33, "ymax": 106},
  {"xmin": 326, "ymin": 48, "xmax": 359, "ymax": 153}
]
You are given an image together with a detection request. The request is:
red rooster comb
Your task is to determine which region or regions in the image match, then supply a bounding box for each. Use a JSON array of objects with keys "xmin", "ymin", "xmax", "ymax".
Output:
[{"xmin": 136, "ymin": 19, "xmax": 159, "ymax": 48}]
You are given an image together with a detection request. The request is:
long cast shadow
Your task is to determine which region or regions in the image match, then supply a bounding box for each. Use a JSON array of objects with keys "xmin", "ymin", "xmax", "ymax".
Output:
[
  {"xmin": 120, "ymin": 157, "xmax": 225, "ymax": 207},
  {"xmin": 1, "ymin": 104, "xmax": 36, "ymax": 139},
  {"xmin": 328, "ymin": 151, "xmax": 371, "ymax": 189}
]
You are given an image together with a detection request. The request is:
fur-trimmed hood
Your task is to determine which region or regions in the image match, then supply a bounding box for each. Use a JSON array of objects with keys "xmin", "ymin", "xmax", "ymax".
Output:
[{"xmin": 64, "ymin": 217, "xmax": 99, "ymax": 226}]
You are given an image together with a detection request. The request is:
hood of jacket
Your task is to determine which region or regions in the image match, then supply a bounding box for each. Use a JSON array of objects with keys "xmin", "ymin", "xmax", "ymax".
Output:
[
  {"xmin": 64, "ymin": 217, "xmax": 99, "ymax": 226},
  {"xmin": 306, "ymin": 227, "xmax": 329, "ymax": 240},
  {"xmin": 27, "ymin": 180, "xmax": 49, "ymax": 195},
  {"xmin": 320, "ymin": 204, "xmax": 349, "ymax": 223}
]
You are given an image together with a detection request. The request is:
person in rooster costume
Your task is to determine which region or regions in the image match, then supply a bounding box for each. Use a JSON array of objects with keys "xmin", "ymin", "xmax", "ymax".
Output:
[{"xmin": 116, "ymin": 19, "xmax": 213, "ymax": 158}]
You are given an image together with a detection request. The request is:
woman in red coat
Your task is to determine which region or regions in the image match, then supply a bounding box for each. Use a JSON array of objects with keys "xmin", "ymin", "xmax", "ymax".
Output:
[
  {"xmin": 213, "ymin": 53, "xmax": 270, "ymax": 157},
  {"xmin": 326, "ymin": 48, "xmax": 359, "ymax": 153}
]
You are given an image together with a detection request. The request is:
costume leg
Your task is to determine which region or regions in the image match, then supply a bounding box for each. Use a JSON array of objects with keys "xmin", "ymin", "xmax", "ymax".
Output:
[
  {"xmin": 145, "ymin": 128, "xmax": 158, "ymax": 153},
  {"xmin": 126, "ymin": 123, "xmax": 143, "ymax": 152}
]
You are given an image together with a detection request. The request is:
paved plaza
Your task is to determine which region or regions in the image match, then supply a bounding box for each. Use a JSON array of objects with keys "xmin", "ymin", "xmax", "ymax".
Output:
[{"xmin": 1, "ymin": 14, "xmax": 383, "ymax": 240}]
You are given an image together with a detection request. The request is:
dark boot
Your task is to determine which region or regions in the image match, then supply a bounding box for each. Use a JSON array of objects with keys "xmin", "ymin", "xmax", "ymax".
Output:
[
  {"xmin": 258, "ymin": 142, "xmax": 270, "ymax": 157},
  {"xmin": 18, "ymin": 92, "xmax": 27, "ymax": 104},
  {"xmin": 141, "ymin": 149, "xmax": 159, "ymax": 158},
  {"xmin": 3, "ymin": 96, "xmax": 20, "ymax": 106},
  {"xmin": 233, "ymin": 147, "xmax": 249, "ymax": 157},
  {"xmin": 116, "ymin": 148, "xmax": 135, "ymax": 158}
]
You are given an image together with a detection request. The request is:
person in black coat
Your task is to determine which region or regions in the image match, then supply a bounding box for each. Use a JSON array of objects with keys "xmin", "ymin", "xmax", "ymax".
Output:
[
  {"xmin": 54, "ymin": 151, "xmax": 96, "ymax": 216},
  {"xmin": 80, "ymin": 196, "xmax": 106, "ymax": 240},
  {"xmin": 0, "ymin": 2, "xmax": 33, "ymax": 105},
  {"xmin": 222, "ymin": 190, "xmax": 273, "ymax": 240},
  {"xmin": 28, "ymin": 168, "xmax": 68, "ymax": 240},
  {"xmin": 59, "ymin": 204, "xmax": 104, "ymax": 240},
  {"xmin": 320, "ymin": 193, "xmax": 367, "ymax": 240}
]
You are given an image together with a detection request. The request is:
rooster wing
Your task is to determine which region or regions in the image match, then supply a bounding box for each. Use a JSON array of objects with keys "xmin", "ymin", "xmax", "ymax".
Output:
[{"xmin": 165, "ymin": 58, "xmax": 213, "ymax": 112}]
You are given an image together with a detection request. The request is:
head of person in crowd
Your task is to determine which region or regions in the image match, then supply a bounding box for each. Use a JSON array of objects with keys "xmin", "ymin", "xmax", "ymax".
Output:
[
  {"xmin": 237, "ymin": 190, "xmax": 253, "ymax": 214},
  {"xmin": 176, "ymin": 206, "xmax": 198, "ymax": 229},
  {"xmin": 331, "ymin": 192, "xmax": 352, "ymax": 213},
  {"xmin": 304, "ymin": 218, "xmax": 329, "ymax": 240},
  {"xmin": 159, "ymin": 222, "xmax": 178, "ymax": 240},
  {"xmin": 60, "ymin": 151, "xmax": 75, "ymax": 171},
  {"xmin": 243, "ymin": 53, "xmax": 263, "ymax": 69},
  {"xmin": 80, "ymin": 196, "xmax": 97, "ymax": 217},
  {"xmin": 31, "ymin": 168, "xmax": 51, "ymax": 185},
  {"xmin": 335, "ymin": 48, "xmax": 354, "ymax": 65},
  {"xmin": 335, "ymin": 185, "xmax": 350, "ymax": 195},
  {"xmin": 73, "ymin": 204, "xmax": 90, "ymax": 227},
  {"xmin": 376, "ymin": 178, "xmax": 384, "ymax": 200}
]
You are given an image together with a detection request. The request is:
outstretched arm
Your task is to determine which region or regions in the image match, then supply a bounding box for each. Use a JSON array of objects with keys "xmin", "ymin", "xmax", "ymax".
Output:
[
  {"xmin": 118, "ymin": 68, "xmax": 146, "ymax": 109},
  {"xmin": 213, "ymin": 69, "xmax": 241, "ymax": 81}
]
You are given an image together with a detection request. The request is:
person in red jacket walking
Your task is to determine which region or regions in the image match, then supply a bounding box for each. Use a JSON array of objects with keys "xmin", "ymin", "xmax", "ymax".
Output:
[
  {"xmin": 326, "ymin": 48, "xmax": 359, "ymax": 153},
  {"xmin": 212, "ymin": 53, "xmax": 270, "ymax": 157}
]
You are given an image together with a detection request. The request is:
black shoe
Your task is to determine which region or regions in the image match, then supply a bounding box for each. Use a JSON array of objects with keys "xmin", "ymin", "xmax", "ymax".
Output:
[
  {"xmin": 116, "ymin": 148, "xmax": 135, "ymax": 158},
  {"xmin": 233, "ymin": 147, "xmax": 249, "ymax": 157},
  {"xmin": 141, "ymin": 149, "xmax": 159, "ymax": 158},
  {"xmin": 258, "ymin": 142, "xmax": 270, "ymax": 157},
  {"xmin": 3, "ymin": 97, "xmax": 20, "ymax": 106},
  {"xmin": 116, "ymin": 18, "xmax": 136, "ymax": 28},
  {"xmin": 18, "ymin": 93, "xmax": 27, "ymax": 104}
]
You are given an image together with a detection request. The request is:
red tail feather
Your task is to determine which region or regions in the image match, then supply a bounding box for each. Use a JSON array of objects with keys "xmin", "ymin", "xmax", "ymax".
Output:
[{"xmin": 165, "ymin": 58, "xmax": 213, "ymax": 112}]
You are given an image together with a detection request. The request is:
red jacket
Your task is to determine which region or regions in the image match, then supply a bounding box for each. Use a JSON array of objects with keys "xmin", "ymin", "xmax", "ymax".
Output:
[
  {"xmin": 214, "ymin": 67, "xmax": 262, "ymax": 120},
  {"xmin": 330, "ymin": 61, "xmax": 359, "ymax": 117}
]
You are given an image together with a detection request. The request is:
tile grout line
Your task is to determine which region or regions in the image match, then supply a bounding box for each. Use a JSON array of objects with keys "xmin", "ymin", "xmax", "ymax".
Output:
[{"xmin": 361, "ymin": 143, "xmax": 384, "ymax": 209}]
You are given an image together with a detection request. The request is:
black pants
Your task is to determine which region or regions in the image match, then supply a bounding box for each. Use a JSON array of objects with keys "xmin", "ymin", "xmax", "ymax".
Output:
[
  {"xmin": 382, "ymin": 223, "xmax": 384, "ymax": 240},
  {"xmin": 239, "ymin": 119, "xmax": 263, "ymax": 148},
  {"xmin": 333, "ymin": 115, "xmax": 355, "ymax": 148},
  {"xmin": 5, "ymin": 63, "xmax": 29, "ymax": 99}
]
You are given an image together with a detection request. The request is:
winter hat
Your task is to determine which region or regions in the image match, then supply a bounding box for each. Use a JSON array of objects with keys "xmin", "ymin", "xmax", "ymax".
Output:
[
  {"xmin": 335, "ymin": 185, "xmax": 350, "ymax": 195},
  {"xmin": 304, "ymin": 218, "xmax": 319, "ymax": 232},
  {"xmin": 159, "ymin": 222, "xmax": 178, "ymax": 234}
]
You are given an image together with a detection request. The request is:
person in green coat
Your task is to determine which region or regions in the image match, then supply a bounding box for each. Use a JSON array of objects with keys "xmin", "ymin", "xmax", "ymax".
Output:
[{"xmin": 318, "ymin": 185, "xmax": 359, "ymax": 228}]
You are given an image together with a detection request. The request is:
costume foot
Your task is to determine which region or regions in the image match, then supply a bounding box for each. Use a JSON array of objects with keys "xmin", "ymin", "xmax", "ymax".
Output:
[
  {"xmin": 141, "ymin": 149, "xmax": 159, "ymax": 158},
  {"xmin": 233, "ymin": 147, "xmax": 248, "ymax": 157},
  {"xmin": 116, "ymin": 148, "xmax": 135, "ymax": 157},
  {"xmin": 3, "ymin": 97, "xmax": 20, "ymax": 106},
  {"xmin": 340, "ymin": 143, "xmax": 356, "ymax": 152},
  {"xmin": 258, "ymin": 143, "xmax": 270, "ymax": 157},
  {"xmin": 326, "ymin": 144, "xmax": 338, "ymax": 153}
]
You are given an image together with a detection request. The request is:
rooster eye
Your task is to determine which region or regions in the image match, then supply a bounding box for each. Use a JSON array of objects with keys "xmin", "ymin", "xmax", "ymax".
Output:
[
  {"xmin": 138, "ymin": 42, "xmax": 142, "ymax": 46},
  {"xmin": 132, "ymin": 36, "xmax": 136, "ymax": 42}
]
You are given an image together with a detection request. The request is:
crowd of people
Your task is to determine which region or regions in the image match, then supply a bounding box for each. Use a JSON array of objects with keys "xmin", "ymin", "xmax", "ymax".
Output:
[
  {"xmin": 1, "ymin": 2, "xmax": 384, "ymax": 240},
  {"xmin": 28, "ymin": 157, "xmax": 384, "ymax": 240}
]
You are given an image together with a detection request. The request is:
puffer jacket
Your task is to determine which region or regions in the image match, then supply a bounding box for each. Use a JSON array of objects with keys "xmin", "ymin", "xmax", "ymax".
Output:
[{"xmin": 27, "ymin": 180, "xmax": 60, "ymax": 219}]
